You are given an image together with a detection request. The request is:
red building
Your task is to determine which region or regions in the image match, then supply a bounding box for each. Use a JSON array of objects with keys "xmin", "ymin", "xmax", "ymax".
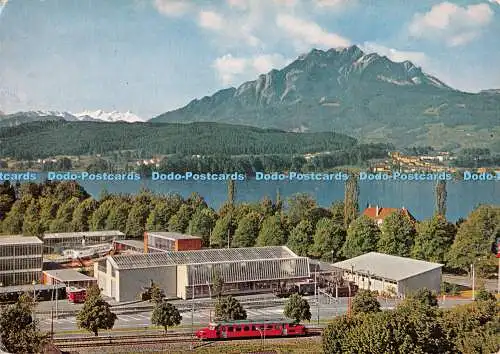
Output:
[
  {"xmin": 144, "ymin": 232, "xmax": 203, "ymax": 253},
  {"xmin": 362, "ymin": 205, "xmax": 416, "ymax": 226}
]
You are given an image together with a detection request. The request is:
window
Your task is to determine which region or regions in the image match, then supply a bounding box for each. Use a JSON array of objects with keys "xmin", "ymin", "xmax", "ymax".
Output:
[
  {"xmin": 235, "ymin": 326, "xmax": 241, "ymax": 332},
  {"xmin": 228, "ymin": 327, "xmax": 233, "ymax": 332},
  {"xmin": 243, "ymin": 326, "xmax": 249, "ymax": 331}
]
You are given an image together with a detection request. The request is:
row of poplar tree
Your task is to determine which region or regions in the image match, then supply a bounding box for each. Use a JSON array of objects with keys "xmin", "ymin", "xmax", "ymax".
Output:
[{"xmin": 0, "ymin": 179, "xmax": 498, "ymax": 276}]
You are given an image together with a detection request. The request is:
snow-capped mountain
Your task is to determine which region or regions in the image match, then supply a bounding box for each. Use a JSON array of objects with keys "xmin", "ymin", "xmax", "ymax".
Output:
[
  {"xmin": 74, "ymin": 110, "xmax": 145, "ymax": 122},
  {"xmin": 0, "ymin": 109, "xmax": 145, "ymax": 127}
]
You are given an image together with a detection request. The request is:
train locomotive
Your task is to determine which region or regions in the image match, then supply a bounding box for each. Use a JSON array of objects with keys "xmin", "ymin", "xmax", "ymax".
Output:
[{"xmin": 195, "ymin": 320, "xmax": 307, "ymax": 340}]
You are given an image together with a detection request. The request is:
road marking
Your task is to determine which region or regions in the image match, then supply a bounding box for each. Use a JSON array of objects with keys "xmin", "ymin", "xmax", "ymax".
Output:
[
  {"xmin": 119, "ymin": 316, "xmax": 130, "ymax": 322},
  {"xmin": 135, "ymin": 314, "xmax": 150, "ymax": 319}
]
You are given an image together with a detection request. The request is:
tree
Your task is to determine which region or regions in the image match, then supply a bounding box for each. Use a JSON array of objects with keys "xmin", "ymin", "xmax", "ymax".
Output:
[
  {"xmin": 106, "ymin": 201, "xmax": 131, "ymax": 231},
  {"xmin": 0, "ymin": 293, "xmax": 49, "ymax": 354},
  {"xmin": 341, "ymin": 215, "xmax": 380, "ymax": 259},
  {"xmin": 232, "ymin": 211, "xmax": 260, "ymax": 247},
  {"xmin": 287, "ymin": 220, "xmax": 313, "ymax": 257},
  {"xmin": 227, "ymin": 179, "xmax": 236, "ymax": 206},
  {"xmin": 147, "ymin": 198, "xmax": 181, "ymax": 232},
  {"xmin": 125, "ymin": 203, "xmax": 150, "ymax": 238},
  {"xmin": 256, "ymin": 214, "xmax": 287, "ymax": 246},
  {"xmin": 212, "ymin": 269, "xmax": 225, "ymax": 299},
  {"xmin": 407, "ymin": 288, "xmax": 439, "ymax": 307},
  {"xmin": 90, "ymin": 199, "xmax": 115, "ymax": 231},
  {"xmin": 344, "ymin": 174, "xmax": 359, "ymax": 229},
  {"xmin": 2, "ymin": 199, "xmax": 27, "ymax": 234},
  {"xmin": 475, "ymin": 288, "xmax": 495, "ymax": 302},
  {"xmin": 148, "ymin": 281, "xmax": 166, "ymax": 304},
  {"xmin": 330, "ymin": 200, "xmax": 345, "ymax": 226},
  {"xmin": 351, "ymin": 290, "xmax": 381, "ymax": 315},
  {"xmin": 188, "ymin": 207, "xmax": 217, "ymax": 246},
  {"xmin": 447, "ymin": 205, "xmax": 500, "ymax": 275},
  {"xmin": 151, "ymin": 301, "xmax": 182, "ymax": 334},
  {"xmin": 71, "ymin": 197, "xmax": 98, "ymax": 231},
  {"xmin": 210, "ymin": 214, "xmax": 233, "ymax": 248},
  {"xmin": 22, "ymin": 199, "xmax": 44, "ymax": 236},
  {"xmin": 76, "ymin": 286, "xmax": 117, "ymax": 336},
  {"xmin": 286, "ymin": 193, "xmax": 317, "ymax": 227},
  {"xmin": 435, "ymin": 180, "xmax": 447, "ymax": 217},
  {"xmin": 167, "ymin": 204, "xmax": 192, "ymax": 233},
  {"xmin": 284, "ymin": 293, "xmax": 312, "ymax": 323},
  {"xmin": 377, "ymin": 211, "xmax": 416, "ymax": 257},
  {"xmin": 411, "ymin": 215, "xmax": 456, "ymax": 263},
  {"xmin": 214, "ymin": 295, "xmax": 247, "ymax": 321},
  {"xmin": 309, "ymin": 218, "xmax": 346, "ymax": 261}
]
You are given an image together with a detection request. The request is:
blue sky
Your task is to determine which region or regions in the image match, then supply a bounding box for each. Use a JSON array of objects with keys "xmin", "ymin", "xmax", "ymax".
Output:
[{"xmin": 0, "ymin": 0, "xmax": 499, "ymax": 119}]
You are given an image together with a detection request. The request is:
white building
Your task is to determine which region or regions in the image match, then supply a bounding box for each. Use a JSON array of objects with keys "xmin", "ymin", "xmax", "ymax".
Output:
[
  {"xmin": 0, "ymin": 236, "xmax": 43, "ymax": 286},
  {"xmin": 333, "ymin": 252, "xmax": 443, "ymax": 297},
  {"xmin": 95, "ymin": 246, "xmax": 310, "ymax": 302}
]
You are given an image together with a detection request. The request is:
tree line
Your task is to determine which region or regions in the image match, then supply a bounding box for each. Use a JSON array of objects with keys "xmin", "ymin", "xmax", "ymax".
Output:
[{"xmin": 0, "ymin": 179, "xmax": 498, "ymax": 277}]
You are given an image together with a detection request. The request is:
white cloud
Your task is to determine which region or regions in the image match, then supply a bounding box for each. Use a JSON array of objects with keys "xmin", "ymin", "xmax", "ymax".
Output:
[
  {"xmin": 488, "ymin": 0, "xmax": 500, "ymax": 5},
  {"xmin": 361, "ymin": 42, "xmax": 428, "ymax": 66},
  {"xmin": 227, "ymin": 0, "xmax": 249, "ymax": 10},
  {"xmin": 314, "ymin": 0, "xmax": 353, "ymax": 9},
  {"xmin": 153, "ymin": 0, "xmax": 192, "ymax": 17},
  {"xmin": 409, "ymin": 2, "xmax": 493, "ymax": 46},
  {"xmin": 198, "ymin": 11, "xmax": 225, "ymax": 31},
  {"xmin": 0, "ymin": 0, "xmax": 8, "ymax": 16},
  {"xmin": 213, "ymin": 53, "xmax": 291, "ymax": 86},
  {"xmin": 276, "ymin": 14, "xmax": 350, "ymax": 49}
]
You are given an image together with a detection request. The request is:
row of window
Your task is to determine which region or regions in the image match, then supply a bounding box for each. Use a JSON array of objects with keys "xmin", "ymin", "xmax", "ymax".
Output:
[
  {"xmin": 0, "ymin": 271, "xmax": 41, "ymax": 286},
  {"xmin": 0, "ymin": 257, "xmax": 42, "ymax": 272},
  {"xmin": 221, "ymin": 324, "xmax": 293, "ymax": 332},
  {"xmin": 149, "ymin": 237, "xmax": 175, "ymax": 251},
  {"xmin": 0, "ymin": 245, "xmax": 42, "ymax": 258}
]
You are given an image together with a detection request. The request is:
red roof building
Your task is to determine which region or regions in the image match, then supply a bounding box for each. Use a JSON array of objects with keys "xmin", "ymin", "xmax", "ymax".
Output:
[{"xmin": 362, "ymin": 205, "xmax": 416, "ymax": 226}]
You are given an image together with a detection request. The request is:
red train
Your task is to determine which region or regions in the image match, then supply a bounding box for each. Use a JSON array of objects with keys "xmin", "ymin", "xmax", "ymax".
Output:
[
  {"xmin": 67, "ymin": 287, "xmax": 86, "ymax": 303},
  {"xmin": 195, "ymin": 320, "xmax": 307, "ymax": 340}
]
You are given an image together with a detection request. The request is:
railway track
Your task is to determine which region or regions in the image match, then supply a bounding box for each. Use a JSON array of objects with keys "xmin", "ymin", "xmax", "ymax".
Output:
[{"xmin": 53, "ymin": 328, "xmax": 324, "ymax": 349}]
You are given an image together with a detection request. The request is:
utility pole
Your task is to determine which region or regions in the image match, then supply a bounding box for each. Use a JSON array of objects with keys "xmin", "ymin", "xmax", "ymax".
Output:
[
  {"xmin": 190, "ymin": 269, "xmax": 195, "ymax": 351},
  {"xmin": 471, "ymin": 263, "xmax": 475, "ymax": 300},
  {"xmin": 315, "ymin": 269, "xmax": 319, "ymax": 324}
]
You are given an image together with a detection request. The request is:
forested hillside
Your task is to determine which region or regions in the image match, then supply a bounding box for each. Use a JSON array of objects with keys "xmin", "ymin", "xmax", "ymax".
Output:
[{"xmin": 0, "ymin": 120, "xmax": 358, "ymax": 159}]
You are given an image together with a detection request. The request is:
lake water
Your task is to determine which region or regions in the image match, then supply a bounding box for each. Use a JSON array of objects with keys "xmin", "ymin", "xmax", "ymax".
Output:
[{"xmin": 76, "ymin": 179, "xmax": 499, "ymax": 222}]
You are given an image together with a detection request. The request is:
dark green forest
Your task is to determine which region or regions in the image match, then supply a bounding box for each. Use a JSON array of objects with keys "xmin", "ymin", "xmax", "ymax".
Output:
[
  {"xmin": 0, "ymin": 180, "xmax": 498, "ymax": 278},
  {"xmin": 0, "ymin": 120, "xmax": 360, "ymax": 159}
]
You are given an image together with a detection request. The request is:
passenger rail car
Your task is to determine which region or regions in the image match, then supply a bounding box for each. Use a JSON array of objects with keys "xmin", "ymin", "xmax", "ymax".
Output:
[{"xmin": 196, "ymin": 320, "xmax": 307, "ymax": 340}]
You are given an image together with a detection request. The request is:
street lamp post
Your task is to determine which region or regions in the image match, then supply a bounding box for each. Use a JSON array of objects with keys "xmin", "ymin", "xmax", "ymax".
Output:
[
  {"xmin": 471, "ymin": 263, "xmax": 475, "ymax": 300},
  {"xmin": 207, "ymin": 280, "xmax": 212, "ymax": 322},
  {"xmin": 190, "ymin": 269, "xmax": 195, "ymax": 351}
]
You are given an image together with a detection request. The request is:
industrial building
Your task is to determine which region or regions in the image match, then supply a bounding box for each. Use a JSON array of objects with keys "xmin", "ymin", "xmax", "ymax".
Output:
[
  {"xmin": 42, "ymin": 230, "xmax": 125, "ymax": 254},
  {"xmin": 144, "ymin": 232, "xmax": 202, "ymax": 252},
  {"xmin": 0, "ymin": 235, "xmax": 43, "ymax": 286},
  {"xmin": 42, "ymin": 269, "xmax": 97, "ymax": 289},
  {"xmin": 113, "ymin": 239, "xmax": 145, "ymax": 254},
  {"xmin": 95, "ymin": 246, "xmax": 310, "ymax": 302},
  {"xmin": 333, "ymin": 252, "xmax": 443, "ymax": 297}
]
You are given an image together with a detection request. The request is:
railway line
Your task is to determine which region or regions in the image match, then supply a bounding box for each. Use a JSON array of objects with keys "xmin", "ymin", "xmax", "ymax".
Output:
[{"xmin": 52, "ymin": 327, "xmax": 323, "ymax": 349}]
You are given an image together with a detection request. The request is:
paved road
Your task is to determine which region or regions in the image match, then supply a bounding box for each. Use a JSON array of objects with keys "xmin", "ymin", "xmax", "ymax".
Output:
[{"xmin": 38, "ymin": 296, "xmax": 473, "ymax": 333}]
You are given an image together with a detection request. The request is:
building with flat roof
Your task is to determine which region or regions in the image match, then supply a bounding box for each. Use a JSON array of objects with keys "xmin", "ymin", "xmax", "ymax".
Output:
[
  {"xmin": 145, "ymin": 232, "xmax": 202, "ymax": 252},
  {"xmin": 113, "ymin": 239, "xmax": 145, "ymax": 254},
  {"xmin": 333, "ymin": 252, "xmax": 443, "ymax": 297},
  {"xmin": 42, "ymin": 269, "xmax": 97, "ymax": 289},
  {"xmin": 43, "ymin": 230, "xmax": 125, "ymax": 254},
  {"xmin": 0, "ymin": 235, "xmax": 43, "ymax": 286},
  {"xmin": 95, "ymin": 246, "xmax": 310, "ymax": 302}
]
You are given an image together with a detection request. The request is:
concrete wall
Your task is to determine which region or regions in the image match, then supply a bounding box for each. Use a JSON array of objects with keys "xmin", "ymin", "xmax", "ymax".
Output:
[
  {"xmin": 343, "ymin": 271, "xmax": 398, "ymax": 295},
  {"xmin": 176, "ymin": 265, "xmax": 188, "ymax": 299},
  {"xmin": 117, "ymin": 266, "xmax": 177, "ymax": 302},
  {"xmin": 398, "ymin": 268, "xmax": 442, "ymax": 296}
]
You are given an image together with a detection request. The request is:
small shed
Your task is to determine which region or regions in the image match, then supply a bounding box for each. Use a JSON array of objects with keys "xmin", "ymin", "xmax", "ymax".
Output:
[{"xmin": 42, "ymin": 269, "xmax": 97, "ymax": 289}]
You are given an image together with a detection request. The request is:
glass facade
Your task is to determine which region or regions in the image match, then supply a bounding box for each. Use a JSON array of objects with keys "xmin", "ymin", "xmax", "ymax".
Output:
[{"xmin": 0, "ymin": 239, "xmax": 43, "ymax": 286}]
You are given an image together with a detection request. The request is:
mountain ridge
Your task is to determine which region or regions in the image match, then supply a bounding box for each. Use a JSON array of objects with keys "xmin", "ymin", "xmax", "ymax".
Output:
[{"xmin": 151, "ymin": 45, "xmax": 499, "ymax": 151}]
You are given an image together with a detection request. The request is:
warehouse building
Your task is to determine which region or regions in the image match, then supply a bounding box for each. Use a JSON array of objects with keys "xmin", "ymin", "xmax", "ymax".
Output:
[
  {"xmin": 333, "ymin": 252, "xmax": 442, "ymax": 297},
  {"xmin": 144, "ymin": 232, "xmax": 202, "ymax": 253},
  {"xmin": 0, "ymin": 235, "xmax": 43, "ymax": 286},
  {"xmin": 95, "ymin": 246, "xmax": 310, "ymax": 302},
  {"xmin": 43, "ymin": 230, "xmax": 125, "ymax": 254}
]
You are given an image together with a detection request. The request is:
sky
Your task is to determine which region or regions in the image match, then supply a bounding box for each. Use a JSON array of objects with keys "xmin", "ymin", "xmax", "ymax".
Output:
[{"xmin": 0, "ymin": 0, "xmax": 499, "ymax": 119}]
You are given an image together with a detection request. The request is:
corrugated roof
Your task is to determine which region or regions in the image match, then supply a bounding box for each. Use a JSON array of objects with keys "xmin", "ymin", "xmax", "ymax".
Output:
[
  {"xmin": 147, "ymin": 232, "xmax": 202, "ymax": 240},
  {"xmin": 111, "ymin": 246, "xmax": 299, "ymax": 270},
  {"xmin": 0, "ymin": 235, "xmax": 43, "ymax": 245},
  {"xmin": 43, "ymin": 269, "xmax": 96, "ymax": 282},
  {"xmin": 333, "ymin": 252, "xmax": 443, "ymax": 281},
  {"xmin": 43, "ymin": 231, "xmax": 125, "ymax": 239},
  {"xmin": 114, "ymin": 239, "xmax": 145, "ymax": 249}
]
